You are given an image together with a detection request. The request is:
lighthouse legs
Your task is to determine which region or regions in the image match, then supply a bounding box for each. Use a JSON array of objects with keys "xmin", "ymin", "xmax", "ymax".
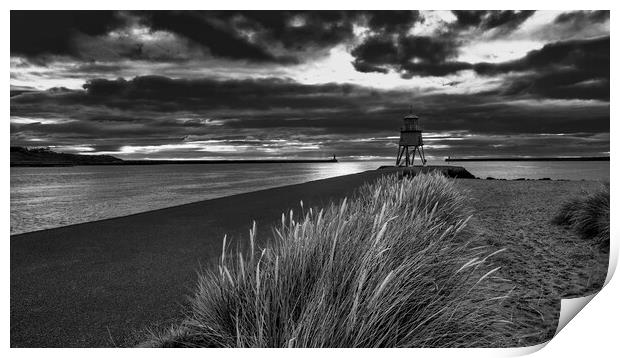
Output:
[
  {"xmin": 405, "ymin": 147, "xmax": 410, "ymax": 166},
  {"xmin": 411, "ymin": 146, "xmax": 427, "ymax": 167},
  {"xmin": 396, "ymin": 145, "xmax": 409, "ymax": 166},
  {"xmin": 396, "ymin": 146, "xmax": 405, "ymax": 166},
  {"xmin": 396, "ymin": 145, "xmax": 427, "ymax": 167}
]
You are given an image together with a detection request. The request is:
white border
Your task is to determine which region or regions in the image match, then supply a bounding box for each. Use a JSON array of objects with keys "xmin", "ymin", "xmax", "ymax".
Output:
[{"xmin": 4, "ymin": 1, "xmax": 618, "ymax": 356}]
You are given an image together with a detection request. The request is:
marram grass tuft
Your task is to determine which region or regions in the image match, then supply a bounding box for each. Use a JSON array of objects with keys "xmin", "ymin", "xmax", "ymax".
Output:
[
  {"xmin": 145, "ymin": 173, "xmax": 516, "ymax": 348},
  {"xmin": 552, "ymin": 183, "xmax": 610, "ymax": 244}
]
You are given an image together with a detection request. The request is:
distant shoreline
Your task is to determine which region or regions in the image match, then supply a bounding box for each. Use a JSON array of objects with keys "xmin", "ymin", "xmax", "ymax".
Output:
[
  {"xmin": 11, "ymin": 158, "xmax": 339, "ymax": 167},
  {"xmin": 445, "ymin": 156, "xmax": 609, "ymax": 162},
  {"xmin": 10, "ymin": 146, "xmax": 339, "ymax": 167}
]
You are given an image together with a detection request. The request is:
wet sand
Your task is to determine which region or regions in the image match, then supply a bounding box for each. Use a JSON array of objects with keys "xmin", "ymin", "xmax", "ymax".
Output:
[{"xmin": 11, "ymin": 170, "xmax": 608, "ymax": 347}]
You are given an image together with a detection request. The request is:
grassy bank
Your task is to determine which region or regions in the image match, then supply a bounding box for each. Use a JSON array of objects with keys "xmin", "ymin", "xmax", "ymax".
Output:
[{"xmin": 146, "ymin": 173, "xmax": 518, "ymax": 347}]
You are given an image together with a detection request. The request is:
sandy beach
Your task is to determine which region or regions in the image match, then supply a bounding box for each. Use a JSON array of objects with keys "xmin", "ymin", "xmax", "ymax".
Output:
[
  {"xmin": 455, "ymin": 179, "xmax": 608, "ymax": 345},
  {"xmin": 10, "ymin": 169, "xmax": 608, "ymax": 347}
]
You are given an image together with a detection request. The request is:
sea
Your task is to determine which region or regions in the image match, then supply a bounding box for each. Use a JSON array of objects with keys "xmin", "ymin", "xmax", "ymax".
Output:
[{"xmin": 10, "ymin": 160, "xmax": 609, "ymax": 235}]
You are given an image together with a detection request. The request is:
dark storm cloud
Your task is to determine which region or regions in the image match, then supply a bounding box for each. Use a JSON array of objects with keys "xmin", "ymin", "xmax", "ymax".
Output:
[
  {"xmin": 10, "ymin": 85, "xmax": 37, "ymax": 97},
  {"xmin": 73, "ymin": 76, "xmax": 375, "ymax": 111},
  {"xmin": 11, "ymin": 75, "xmax": 608, "ymax": 141},
  {"xmin": 11, "ymin": 73, "xmax": 609, "ymax": 159},
  {"xmin": 532, "ymin": 10, "xmax": 609, "ymax": 42},
  {"xmin": 476, "ymin": 36, "xmax": 609, "ymax": 101},
  {"xmin": 451, "ymin": 10, "xmax": 535, "ymax": 33},
  {"xmin": 11, "ymin": 11, "xmax": 124, "ymax": 58},
  {"xmin": 350, "ymin": 10, "xmax": 537, "ymax": 78},
  {"xmin": 10, "ymin": 10, "xmax": 301, "ymax": 63},
  {"xmin": 11, "ymin": 78, "xmax": 394, "ymax": 144},
  {"xmin": 226, "ymin": 11, "xmax": 355, "ymax": 51},
  {"xmin": 137, "ymin": 11, "xmax": 287, "ymax": 63},
  {"xmin": 9, "ymin": 10, "xmax": 610, "ymax": 159},
  {"xmin": 361, "ymin": 10, "xmax": 422, "ymax": 33},
  {"xmin": 351, "ymin": 35, "xmax": 461, "ymax": 77},
  {"xmin": 554, "ymin": 10, "xmax": 609, "ymax": 25},
  {"xmin": 10, "ymin": 10, "xmax": 425, "ymax": 65},
  {"xmin": 71, "ymin": 63, "xmax": 127, "ymax": 74},
  {"xmin": 352, "ymin": 31, "xmax": 609, "ymax": 100},
  {"xmin": 136, "ymin": 10, "xmax": 421, "ymax": 63},
  {"xmin": 11, "ymin": 10, "xmax": 609, "ymax": 82},
  {"xmin": 492, "ymin": 71, "xmax": 609, "ymax": 101},
  {"xmin": 474, "ymin": 36, "xmax": 609, "ymax": 75}
]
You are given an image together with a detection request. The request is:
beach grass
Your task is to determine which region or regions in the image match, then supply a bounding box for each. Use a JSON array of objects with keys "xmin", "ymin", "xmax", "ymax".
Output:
[
  {"xmin": 552, "ymin": 184, "xmax": 610, "ymax": 244},
  {"xmin": 145, "ymin": 173, "xmax": 517, "ymax": 348}
]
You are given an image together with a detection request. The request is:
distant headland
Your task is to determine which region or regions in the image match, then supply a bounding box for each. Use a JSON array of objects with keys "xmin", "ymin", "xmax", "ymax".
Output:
[
  {"xmin": 11, "ymin": 146, "xmax": 124, "ymax": 167},
  {"xmin": 10, "ymin": 147, "xmax": 338, "ymax": 167}
]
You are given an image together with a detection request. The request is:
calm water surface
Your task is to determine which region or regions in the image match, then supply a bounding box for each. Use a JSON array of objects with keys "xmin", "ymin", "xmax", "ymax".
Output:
[{"xmin": 10, "ymin": 160, "xmax": 609, "ymax": 235}]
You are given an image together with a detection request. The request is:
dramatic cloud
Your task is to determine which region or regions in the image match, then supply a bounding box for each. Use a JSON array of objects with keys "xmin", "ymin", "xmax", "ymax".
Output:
[
  {"xmin": 350, "ymin": 10, "xmax": 539, "ymax": 78},
  {"xmin": 452, "ymin": 10, "xmax": 536, "ymax": 33},
  {"xmin": 11, "ymin": 11, "xmax": 125, "ymax": 58},
  {"xmin": 11, "ymin": 75, "xmax": 609, "ymax": 159},
  {"xmin": 10, "ymin": 10, "xmax": 422, "ymax": 65},
  {"xmin": 351, "ymin": 34, "xmax": 463, "ymax": 76},
  {"xmin": 523, "ymin": 10, "xmax": 609, "ymax": 42},
  {"xmin": 352, "ymin": 30, "xmax": 609, "ymax": 101},
  {"xmin": 554, "ymin": 10, "xmax": 609, "ymax": 26},
  {"xmin": 137, "ymin": 11, "xmax": 289, "ymax": 63},
  {"xmin": 476, "ymin": 36, "xmax": 609, "ymax": 101},
  {"xmin": 474, "ymin": 36, "xmax": 609, "ymax": 75},
  {"xmin": 10, "ymin": 10, "xmax": 610, "ymax": 159}
]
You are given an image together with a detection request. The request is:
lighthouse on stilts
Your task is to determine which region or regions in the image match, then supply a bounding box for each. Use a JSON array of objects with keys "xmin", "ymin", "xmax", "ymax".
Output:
[{"xmin": 396, "ymin": 107, "xmax": 427, "ymax": 167}]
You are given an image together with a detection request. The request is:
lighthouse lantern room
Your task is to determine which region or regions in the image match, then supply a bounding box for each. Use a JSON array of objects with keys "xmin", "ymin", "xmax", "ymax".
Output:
[{"xmin": 396, "ymin": 108, "xmax": 427, "ymax": 167}]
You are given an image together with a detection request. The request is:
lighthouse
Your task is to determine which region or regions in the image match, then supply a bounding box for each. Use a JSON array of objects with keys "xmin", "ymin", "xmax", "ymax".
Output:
[{"xmin": 396, "ymin": 108, "xmax": 427, "ymax": 167}]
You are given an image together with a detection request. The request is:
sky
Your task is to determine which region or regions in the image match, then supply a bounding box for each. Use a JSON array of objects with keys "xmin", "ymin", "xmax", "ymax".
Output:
[{"xmin": 10, "ymin": 10, "xmax": 610, "ymax": 160}]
